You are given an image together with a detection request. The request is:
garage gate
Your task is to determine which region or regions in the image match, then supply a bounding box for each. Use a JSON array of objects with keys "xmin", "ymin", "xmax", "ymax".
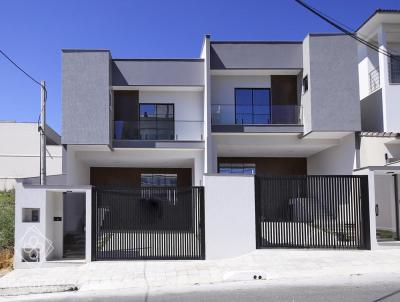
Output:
[
  {"xmin": 255, "ymin": 175, "xmax": 371, "ymax": 249},
  {"xmin": 92, "ymin": 187, "xmax": 205, "ymax": 260}
]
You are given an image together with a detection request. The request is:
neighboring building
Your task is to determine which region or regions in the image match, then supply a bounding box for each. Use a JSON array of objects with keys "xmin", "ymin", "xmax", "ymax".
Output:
[
  {"xmin": 0, "ymin": 121, "xmax": 62, "ymax": 190},
  {"xmin": 13, "ymin": 10, "xmax": 399, "ymax": 268},
  {"xmin": 355, "ymin": 9, "xmax": 400, "ymax": 242}
]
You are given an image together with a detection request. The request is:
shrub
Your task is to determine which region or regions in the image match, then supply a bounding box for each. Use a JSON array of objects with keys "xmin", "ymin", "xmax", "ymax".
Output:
[{"xmin": 0, "ymin": 190, "xmax": 15, "ymax": 249}]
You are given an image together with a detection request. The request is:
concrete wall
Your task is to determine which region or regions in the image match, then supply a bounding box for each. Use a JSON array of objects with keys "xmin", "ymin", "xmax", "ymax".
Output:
[
  {"xmin": 203, "ymin": 175, "xmax": 255, "ymax": 259},
  {"xmin": 14, "ymin": 184, "xmax": 92, "ymax": 268},
  {"xmin": 358, "ymin": 43, "xmax": 380, "ymax": 100},
  {"xmin": 210, "ymin": 42, "xmax": 303, "ymax": 69},
  {"xmin": 307, "ymin": 134, "xmax": 356, "ymax": 175},
  {"xmin": 139, "ymin": 90, "xmax": 204, "ymax": 140},
  {"xmin": 359, "ymin": 136, "xmax": 400, "ymax": 167},
  {"xmin": 360, "ymin": 89, "xmax": 384, "ymax": 132},
  {"xmin": 112, "ymin": 60, "xmax": 204, "ymax": 86},
  {"xmin": 45, "ymin": 192, "xmax": 63, "ymax": 260},
  {"xmin": 302, "ymin": 35, "xmax": 361, "ymax": 134},
  {"xmin": 62, "ymin": 50, "xmax": 111, "ymax": 145},
  {"xmin": 65, "ymin": 147, "xmax": 90, "ymax": 186},
  {"xmin": 0, "ymin": 122, "xmax": 62, "ymax": 190}
]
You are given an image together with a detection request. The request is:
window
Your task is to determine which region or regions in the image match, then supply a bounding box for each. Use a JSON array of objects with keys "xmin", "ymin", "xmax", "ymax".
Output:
[
  {"xmin": 302, "ymin": 76, "xmax": 308, "ymax": 93},
  {"xmin": 140, "ymin": 174, "xmax": 177, "ymax": 187},
  {"xmin": 139, "ymin": 104, "xmax": 174, "ymax": 140},
  {"xmin": 390, "ymin": 56, "xmax": 400, "ymax": 83},
  {"xmin": 235, "ymin": 88, "xmax": 270, "ymax": 124},
  {"xmin": 219, "ymin": 163, "xmax": 256, "ymax": 175},
  {"xmin": 22, "ymin": 208, "xmax": 40, "ymax": 222}
]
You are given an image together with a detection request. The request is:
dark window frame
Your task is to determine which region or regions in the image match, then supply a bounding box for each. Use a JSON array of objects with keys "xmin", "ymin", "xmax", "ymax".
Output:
[
  {"xmin": 139, "ymin": 103, "xmax": 175, "ymax": 140},
  {"xmin": 234, "ymin": 88, "xmax": 271, "ymax": 125}
]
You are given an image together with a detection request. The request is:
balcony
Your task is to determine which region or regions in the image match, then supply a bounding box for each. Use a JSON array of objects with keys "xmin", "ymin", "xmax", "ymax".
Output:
[
  {"xmin": 211, "ymin": 104, "xmax": 302, "ymax": 133},
  {"xmin": 114, "ymin": 120, "xmax": 204, "ymax": 142}
]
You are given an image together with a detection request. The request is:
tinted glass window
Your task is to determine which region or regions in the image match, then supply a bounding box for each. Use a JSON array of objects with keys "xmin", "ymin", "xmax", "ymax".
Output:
[
  {"xmin": 235, "ymin": 88, "xmax": 270, "ymax": 124},
  {"xmin": 139, "ymin": 104, "xmax": 174, "ymax": 140}
]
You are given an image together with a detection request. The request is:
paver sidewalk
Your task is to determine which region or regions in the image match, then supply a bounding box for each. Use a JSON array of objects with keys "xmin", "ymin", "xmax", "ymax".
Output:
[{"xmin": 2, "ymin": 248, "xmax": 400, "ymax": 296}]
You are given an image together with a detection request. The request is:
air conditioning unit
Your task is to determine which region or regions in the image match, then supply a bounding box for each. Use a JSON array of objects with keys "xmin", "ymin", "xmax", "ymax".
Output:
[{"xmin": 21, "ymin": 248, "xmax": 40, "ymax": 262}]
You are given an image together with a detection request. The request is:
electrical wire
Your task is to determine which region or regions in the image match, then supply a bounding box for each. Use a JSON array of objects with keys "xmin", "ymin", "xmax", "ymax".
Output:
[
  {"xmin": 0, "ymin": 49, "xmax": 47, "ymax": 129},
  {"xmin": 294, "ymin": 0, "xmax": 400, "ymax": 61}
]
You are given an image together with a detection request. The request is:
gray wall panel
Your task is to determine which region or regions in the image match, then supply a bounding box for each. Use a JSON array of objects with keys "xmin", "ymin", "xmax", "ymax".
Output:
[
  {"xmin": 304, "ymin": 35, "xmax": 361, "ymax": 133},
  {"xmin": 112, "ymin": 60, "xmax": 204, "ymax": 86},
  {"xmin": 62, "ymin": 51, "xmax": 111, "ymax": 145},
  {"xmin": 210, "ymin": 43, "xmax": 303, "ymax": 69},
  {"xmin": 360, "ymin": 88, "xmax": 384, "ymax": 132}
]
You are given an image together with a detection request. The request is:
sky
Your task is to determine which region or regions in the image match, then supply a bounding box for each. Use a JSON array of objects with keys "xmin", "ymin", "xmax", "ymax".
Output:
[{"xmin": 1, "ymin": 0, "xmax": 400, "ymax": 133}]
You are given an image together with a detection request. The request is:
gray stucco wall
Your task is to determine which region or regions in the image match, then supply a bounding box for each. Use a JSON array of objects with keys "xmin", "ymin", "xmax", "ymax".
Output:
[
  {"xmin": 360, "ymin": 88, "xmax": 383, "ymax": 132},
  {"xmin": 210, "ymin": 42, "xmax": 303, "ymax": 69},
  {"xmin": 112, "ymin": 60, "xmax": 204, "ymax": 86},
  {"xmin": 62, "ymin": 50, "xmax": 111, "ymax": 145},
  {"xmin": 303, "ymin": 35, "xmax": 361, "ymax": 133}
]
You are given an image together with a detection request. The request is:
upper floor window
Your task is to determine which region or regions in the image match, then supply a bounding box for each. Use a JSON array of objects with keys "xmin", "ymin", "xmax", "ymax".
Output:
[
  {"xmin": 140, "ymin": 104, "xmax": 174, "ymax": 140},
  {"xmin": 235, "ymin": 88, "xmax": 271, "ymax": 124}
]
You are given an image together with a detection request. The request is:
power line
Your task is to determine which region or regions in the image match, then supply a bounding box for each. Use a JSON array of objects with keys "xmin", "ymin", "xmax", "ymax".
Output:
[
  {"xmin": 0, "ymin": 49, "xmax": 47, "ymax": 126},
  {"xmin": 294, "ymin": 0, "xmax": 400, "ymax": 62}
]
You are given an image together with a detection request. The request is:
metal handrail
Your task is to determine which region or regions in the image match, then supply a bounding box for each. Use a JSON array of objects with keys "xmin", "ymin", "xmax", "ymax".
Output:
[{"xmin": 369, "ymin": 68, "xmax": 380, "ymax": 93}]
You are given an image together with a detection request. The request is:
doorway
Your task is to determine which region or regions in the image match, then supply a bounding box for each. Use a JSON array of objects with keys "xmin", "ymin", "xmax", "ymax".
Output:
[
  {"xmin": 375, "ymin": 175, "xmax": 400, "ymax": 242},
  {"xmin": 63, "ymin": 192, "xmax": 86, "ymax": 259}
]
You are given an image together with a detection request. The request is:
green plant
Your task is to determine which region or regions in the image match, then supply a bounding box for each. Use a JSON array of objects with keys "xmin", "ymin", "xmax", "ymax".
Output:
[{"xmin": 0, "ymin": 190, "xmax": 15, "ymax": 249}]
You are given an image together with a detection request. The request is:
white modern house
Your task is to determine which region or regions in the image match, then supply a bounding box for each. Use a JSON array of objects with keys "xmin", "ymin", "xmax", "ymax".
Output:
[
  {"xmin": 355, "ymin": 9, "xmax": 400, "ymax": 242},
  {"xmin": 0, "ymin": 121, "xmax": 62, "ymax": 190},
  {"xmin": 13, "ymin": 9, "xmax": 399, "ymax": 268}
]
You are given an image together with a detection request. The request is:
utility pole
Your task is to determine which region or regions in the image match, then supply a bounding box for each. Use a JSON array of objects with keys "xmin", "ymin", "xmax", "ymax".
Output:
[{"xmin": 40, "ymin": 80, "xmax": 46, "ymax": 185}]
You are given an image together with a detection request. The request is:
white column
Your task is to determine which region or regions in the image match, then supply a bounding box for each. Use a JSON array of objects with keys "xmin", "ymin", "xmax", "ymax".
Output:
[
  {"xmin": 85, "ymin": 189, "xmax": 92, "ymax": 261},
  {"xmin": 377, "ymin": 25, "xmax": 390, "ymax": 132},
  {"xmin": 368, "ymin": 171, "xmax": 378, "ymax": 250}
]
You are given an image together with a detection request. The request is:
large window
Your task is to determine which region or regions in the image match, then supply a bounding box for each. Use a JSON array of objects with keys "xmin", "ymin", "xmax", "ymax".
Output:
[
  {"xmin": 140, "ymin": 174, "xmax": 177, "ymax": 187},
  {"xmin": 235, "ymin": 88, "xmax": 271, "ymax": 124},
  {"xmin": 139, "ymin": 104, "xmax": 174, "ymax": 140},
  {"xmin": 218, "ymin": 163, "xmax": 256, "ymax": 175}
]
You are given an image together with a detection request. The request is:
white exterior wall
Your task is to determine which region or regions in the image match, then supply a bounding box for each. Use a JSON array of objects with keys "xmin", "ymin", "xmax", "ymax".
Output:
[
  {"xmin": 14, "ymin": 184, "xmax": 92, "ymax": 268},
  {"xmin": 66, "ymin": 147, "xmax": 90, "ymax": 186},
  {"xmin": 378, "ymin": 26, "xmax": 400, "ymax": 132},
  {"xmin": 358, "ymin": 44, "xmax": 380, "ymax": 99},
  {"xmin": 139, "ymin": 90, "xmax": 204, "ymax": 141},
  {"xmin": 0, "ymin": 123, "xmax": 62, "ymax": 190},
  {"xmin": 307, "ymin": 134, "xmax": 356, "ymax": 175},
  {"xmin": 210, "ymin": 75, "xmax": 270, "ymax": 124},
  {"xmin": 360, "ymin": 136, "xmax": 400, "ymax": 167},
  {"xmin": 203, "ymin": 175, "xmax": 255, "ymax": 259}
]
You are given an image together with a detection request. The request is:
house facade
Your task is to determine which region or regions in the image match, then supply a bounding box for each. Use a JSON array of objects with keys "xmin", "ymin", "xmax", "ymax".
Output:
[
  {"xmin": 355, "ymin": 10, "xmax": 400, "ymax": 242},
  {"xmin": 13, "ymin": 10, "xmax": 399, "ymax": 267}
]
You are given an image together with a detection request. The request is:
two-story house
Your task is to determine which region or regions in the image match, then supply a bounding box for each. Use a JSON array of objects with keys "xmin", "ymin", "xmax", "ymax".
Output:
[
  {"xmin": 14, "ymin": 11, "xmax": 392, "ymax": 267},
  {"xmin": 355, "ymin": 9, "xmax": 400, "ymax": 243}
]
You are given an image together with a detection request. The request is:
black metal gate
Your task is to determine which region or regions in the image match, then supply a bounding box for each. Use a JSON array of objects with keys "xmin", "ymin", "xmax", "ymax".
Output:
[
  {"xmin": 92, "ymin": 187, "xmax": 205, "ymax": 260},
  {"xmin": 255, "ymin": 175, "xmax": 370, "ymax": 249}
]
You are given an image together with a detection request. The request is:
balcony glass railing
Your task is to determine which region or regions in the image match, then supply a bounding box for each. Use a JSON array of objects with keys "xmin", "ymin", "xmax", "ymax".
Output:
[
  {"xmin": 114, "ymin": 120, "xmax": 204, "ymax": 141},
  {"xmin": 211, "ymin": 104, "xmax": 302, "ymax": 125}
]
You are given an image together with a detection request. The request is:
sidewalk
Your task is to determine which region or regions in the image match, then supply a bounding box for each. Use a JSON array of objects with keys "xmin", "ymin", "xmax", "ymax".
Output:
[{"xmin": 2, "ymin": 247, "xmax": 400, "ymax": 297}]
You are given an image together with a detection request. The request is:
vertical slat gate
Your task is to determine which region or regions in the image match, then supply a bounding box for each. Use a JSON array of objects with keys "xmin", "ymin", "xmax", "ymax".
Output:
[
  {"xmin": 255, "ymin": 175, "xmax": 370, "ymax": 249},
  {"xmin": 92, "ymin": 187, "xmax": 205, "ymax": 260}
]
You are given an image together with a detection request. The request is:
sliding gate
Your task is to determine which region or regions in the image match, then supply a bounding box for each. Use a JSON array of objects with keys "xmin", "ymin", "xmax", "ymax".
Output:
[
  {"xmin": 255, "ymin": 175, "xmax": 370, "ymax": 249},
  {"xmin": 92, "ymin": 187, "xmax": 205, "ymax": 260}
]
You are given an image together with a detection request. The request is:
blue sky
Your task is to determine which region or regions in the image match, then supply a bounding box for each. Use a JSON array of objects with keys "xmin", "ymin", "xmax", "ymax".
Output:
[{"xmin": 1, "ymin": 0, "xmax": 399, "ymax": 133}]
